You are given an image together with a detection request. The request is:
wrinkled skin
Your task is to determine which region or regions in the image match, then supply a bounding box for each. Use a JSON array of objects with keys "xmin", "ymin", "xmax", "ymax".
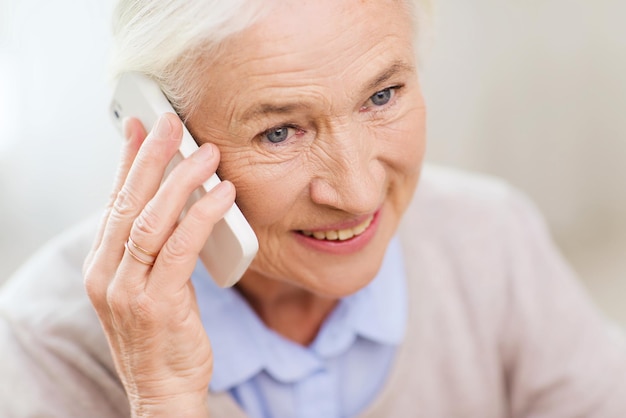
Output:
[
  {"xmin": 84, "ymin": 0, "xmax": 426, "ymax": 415},
  {"xmin": 188, "ymin": 0, "xmax": 426, "ymax": 342}
]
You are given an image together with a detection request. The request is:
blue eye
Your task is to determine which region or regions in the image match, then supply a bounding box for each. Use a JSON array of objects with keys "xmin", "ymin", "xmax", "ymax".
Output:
[
  {"xmin": 370, "ymin": 87, "xmax": 393, "ymax": 106},
  {"xmin": 370, "ymin": 88, "xmax": 394, "ymax": 106},
  {"xmin": 264, "ymin": 127, "xmax": 290, "ymax": 143}
]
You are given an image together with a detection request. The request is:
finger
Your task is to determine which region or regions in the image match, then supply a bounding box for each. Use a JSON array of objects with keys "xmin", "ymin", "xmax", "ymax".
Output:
[
  {"xmin": 147, "ymin": 180, "xmax": 235, "ymax": 296},
  {"xmin": 85, "ymin": 118, "xmax": 147, "ymax": 267},
  {"xmin": 114, "ymin": 142, "xmax": 222, "ymax": 290},
  {"xmin": 84, "ymin": 117, "xmax": 148, "ymax": 291},
  {"xmin": 92, "ymin": 113, "xmax": 183, "ymax": 277},
  {"xmin": 109, "ymin": 118, "xmax": 149, "ymax": 216}
]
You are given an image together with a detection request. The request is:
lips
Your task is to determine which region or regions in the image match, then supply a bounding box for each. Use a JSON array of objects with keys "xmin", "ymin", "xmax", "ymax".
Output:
[{"xmin": 293, "ymin": 209, "xmax": 382, "ymax": 255}]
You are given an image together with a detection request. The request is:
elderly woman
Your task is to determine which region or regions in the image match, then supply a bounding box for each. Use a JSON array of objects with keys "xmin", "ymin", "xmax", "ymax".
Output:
[{"xmin": 1, "ymin": 0, "xmax": 625, "ymax": 417}]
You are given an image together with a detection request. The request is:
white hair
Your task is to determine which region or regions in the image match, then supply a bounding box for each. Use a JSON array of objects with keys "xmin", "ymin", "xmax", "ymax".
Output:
[
  {"xmin": 109, "ymin": 0, "xmax": 265, "ymax": 119},
  {"xmin": 109, "ymin": 0, "xmax": 433, "ymax": 120}
]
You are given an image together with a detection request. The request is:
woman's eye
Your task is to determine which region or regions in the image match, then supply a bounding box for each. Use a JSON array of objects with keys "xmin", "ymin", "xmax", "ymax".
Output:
[
  {"xmin": 369, "ymin": 87, "xmax": 395, "ymax": 107},
  {"xmin": 264, "ymin": 127, "xmax": 290, "ymax": 143}
]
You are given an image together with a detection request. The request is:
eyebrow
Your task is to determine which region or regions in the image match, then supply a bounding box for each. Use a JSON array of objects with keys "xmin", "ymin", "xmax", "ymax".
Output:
[
  {"xmin": 240, "ymin": 102, "xmax": 311, "ymax": 124},
  {"xmin": 361, "ymin": 60, "xmax": 415, "ymax": 95},
  {"xmin": 238, "ymin": 59, "xmax": 415, "ymax": 123}
]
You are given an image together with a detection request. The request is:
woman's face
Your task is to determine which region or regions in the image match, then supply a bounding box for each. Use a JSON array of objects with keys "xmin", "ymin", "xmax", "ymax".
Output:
[{"xmin": 187, "ymin": 0, "xmax": 426, "ymax": 298}]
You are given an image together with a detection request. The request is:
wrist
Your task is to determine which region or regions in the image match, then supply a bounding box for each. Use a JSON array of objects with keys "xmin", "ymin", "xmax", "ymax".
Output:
[{"xmin": 130, "ymin": 393, "xmax": 210, "ymax": 418}]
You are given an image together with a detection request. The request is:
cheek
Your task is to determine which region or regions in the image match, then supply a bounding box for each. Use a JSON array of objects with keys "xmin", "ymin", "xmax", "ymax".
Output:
[
  {"xmin": 217, "ymin": 148, "xmax": 309, "ymax": 230},
  {"xmin": 378, "ymin": 107, "xmax": 426, "ymax": 177},
  {"xmin": 376, "ymin": 103, "xmax": 427, "ymax": 216}
]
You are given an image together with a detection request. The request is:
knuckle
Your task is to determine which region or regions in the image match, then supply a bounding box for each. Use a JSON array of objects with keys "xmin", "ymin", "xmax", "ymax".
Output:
[
  {"xmin": 141, "ymin": 139, "xmax": 173, "ymax": 163},
  {"xmin": 104, "ymin": 277, "xmax": 157, "ymax": 326},
  {"xmin": 105, "ymin": 191, "xmax": 117, "ymax": 209},
  {"xmin": 131, "ymin": 292, "xmax": 158, "ymax": 323},
  {"xmin": 132, "ymin": 201, "xmax": 161, "ymax": 237},
  {"xmin": 187, "ymin": 199, "xmax": 222, "ymax": 224},
  {"xmin": 159, "ymin": 230, "xmax": 194, "ymax": 267},
  {"xmin": 105, "ymin": 281, "xmax": 130, "ymax": 315},
  {"xmin": 112, "ymin": 289, "xmax": 156, "ymax": 327},
  {"xmin": 111, "ymin": 187, "xmax": 142, "ymax": 220},
  {"xmin": 82, "ymin": 251, "xmax": 95, "ymax": 278},
  {"xmin": 83, "ymin": 268, "xmax": 111, "ymax": 313},
  {"xmin": 83, "ymin": 272, "xmax": 105, "ymax": 303}
]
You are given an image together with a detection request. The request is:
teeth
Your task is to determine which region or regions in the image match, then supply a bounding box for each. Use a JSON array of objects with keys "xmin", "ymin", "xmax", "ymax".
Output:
[
  {"xmin": 325, "ymin": 230, "xmax": 339, "ymax": 240},
  {"xmin": 313, "ymin": 231, "xmax": 326, "ymax": 239},
  {"xmin": 352, "ymin": 221, "xmax": 368, "ymax": 236},
  {"xmin": 338, "ymin": 229, "xmax": 354, "ymax": 240},
  {"xmin": 301, "ymin": 215, "xmax": 373, "ymax": 241}
]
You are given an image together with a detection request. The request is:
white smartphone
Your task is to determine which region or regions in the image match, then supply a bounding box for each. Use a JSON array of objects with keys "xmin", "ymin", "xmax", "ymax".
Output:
[{"xmin": 109, "ymin": 72, "xmax": 258, "ymax": 288}]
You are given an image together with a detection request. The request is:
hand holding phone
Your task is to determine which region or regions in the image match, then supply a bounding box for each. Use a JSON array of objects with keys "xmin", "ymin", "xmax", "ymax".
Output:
[{"xmin": 110, "ymin": 72, "xmax": 258, "ymax": 287}]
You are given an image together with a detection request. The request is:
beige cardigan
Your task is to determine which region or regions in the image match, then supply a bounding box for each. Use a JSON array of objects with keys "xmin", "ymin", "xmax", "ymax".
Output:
[{"xmin": 1, "ymin": 166, "xmax": 625, "ymax": 417}]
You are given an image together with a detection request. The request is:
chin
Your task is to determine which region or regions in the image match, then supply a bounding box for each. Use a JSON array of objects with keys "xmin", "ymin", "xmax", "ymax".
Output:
[
  {"xmin": 300, "ymin": 255, "xmax": 387, "ymax": 298},
  {"xmin": 286, "ymin": 222, "xmax": 395, "ymax": 298}
]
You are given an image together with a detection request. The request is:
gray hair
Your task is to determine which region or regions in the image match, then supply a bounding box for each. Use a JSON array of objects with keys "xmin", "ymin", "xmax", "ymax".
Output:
[{"xmin": 109, "ymin": 0, "xmax": 433, "ymax": 120}]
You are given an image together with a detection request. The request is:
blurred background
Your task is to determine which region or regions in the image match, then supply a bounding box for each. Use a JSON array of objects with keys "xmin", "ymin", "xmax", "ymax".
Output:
[{"xmin": 1, "ymin": 0, "xmax": 624, "ymax": 325}]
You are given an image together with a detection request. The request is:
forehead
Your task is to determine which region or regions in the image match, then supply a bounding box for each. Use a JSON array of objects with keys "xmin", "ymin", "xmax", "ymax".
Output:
[
  {"xmin": 194, "ymin": 0, "xmax": 415, "ymax": 120},
  {"xmin": 225, "ymin": 0, "xmax": 412, "ymax": 75}
]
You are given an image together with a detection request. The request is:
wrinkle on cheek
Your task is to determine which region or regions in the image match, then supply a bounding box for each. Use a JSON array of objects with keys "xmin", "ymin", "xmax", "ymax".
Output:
[
  {"xmin": 249, "ymin": 234, "xmax": 286, "ymax": 276},
  {"xmin": 218, "ymin": 150, "xmax": 310, "ymax": 227},
  {"xmin": 369, "ymin": 98, "xmax": 426, "ymax": 160},
  {"xmin": 377, "ymin": 126, "xmax": 423, "ymax": 166}
]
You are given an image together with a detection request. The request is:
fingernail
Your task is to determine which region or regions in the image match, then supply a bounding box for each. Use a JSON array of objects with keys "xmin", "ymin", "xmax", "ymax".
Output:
[
  {"xmin": 193, "ymin": 143, "xmax": 214, "ymax": 161},
  {"xmin": 154, "ymin": 115, "xmax": 171, "ymax": 139},
  {"xmin": 122, "ymin": 118, "xmax": 133, "ymax": 141},
  {"xmin": 213, "ymin": 181, "xmax": 234, "ymax": 198}
]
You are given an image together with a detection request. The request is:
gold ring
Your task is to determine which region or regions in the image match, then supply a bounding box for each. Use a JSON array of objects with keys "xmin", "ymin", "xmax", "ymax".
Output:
[
  {"xmin": 127, "ymin": 237, "xmax": 158, "ymax": 257},
  {"xmin": 125, "ymin": 238, "xmax": 157, "ymax": 266}
]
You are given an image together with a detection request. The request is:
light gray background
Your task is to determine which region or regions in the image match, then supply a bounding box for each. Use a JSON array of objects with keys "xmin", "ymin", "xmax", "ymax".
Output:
[{"xmin": 1, "ymin": 0, "xmax": 624, "ymax": 324}]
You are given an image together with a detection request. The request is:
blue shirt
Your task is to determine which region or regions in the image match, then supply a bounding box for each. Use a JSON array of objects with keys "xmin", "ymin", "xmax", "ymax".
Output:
[{"xmin": 191, "ymin": 237, "xmax": 407, "ymax": 418}]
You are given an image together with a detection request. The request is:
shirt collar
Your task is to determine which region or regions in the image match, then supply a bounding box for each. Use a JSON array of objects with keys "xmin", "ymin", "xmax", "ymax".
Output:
[{"xmin": 191, "ymin": 236, "xmax": 407, "ymax": 392}]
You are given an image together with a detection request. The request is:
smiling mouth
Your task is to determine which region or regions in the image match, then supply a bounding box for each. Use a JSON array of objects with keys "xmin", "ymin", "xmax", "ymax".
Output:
[{"xmin": 299, "ymin": 215, "xmax": 375, "ymax": 241}]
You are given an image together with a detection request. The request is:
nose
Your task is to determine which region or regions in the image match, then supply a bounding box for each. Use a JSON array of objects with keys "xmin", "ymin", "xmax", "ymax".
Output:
[{"xmin": 309, "ymin": 123, "xmax": 385, "ymax": 215}]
